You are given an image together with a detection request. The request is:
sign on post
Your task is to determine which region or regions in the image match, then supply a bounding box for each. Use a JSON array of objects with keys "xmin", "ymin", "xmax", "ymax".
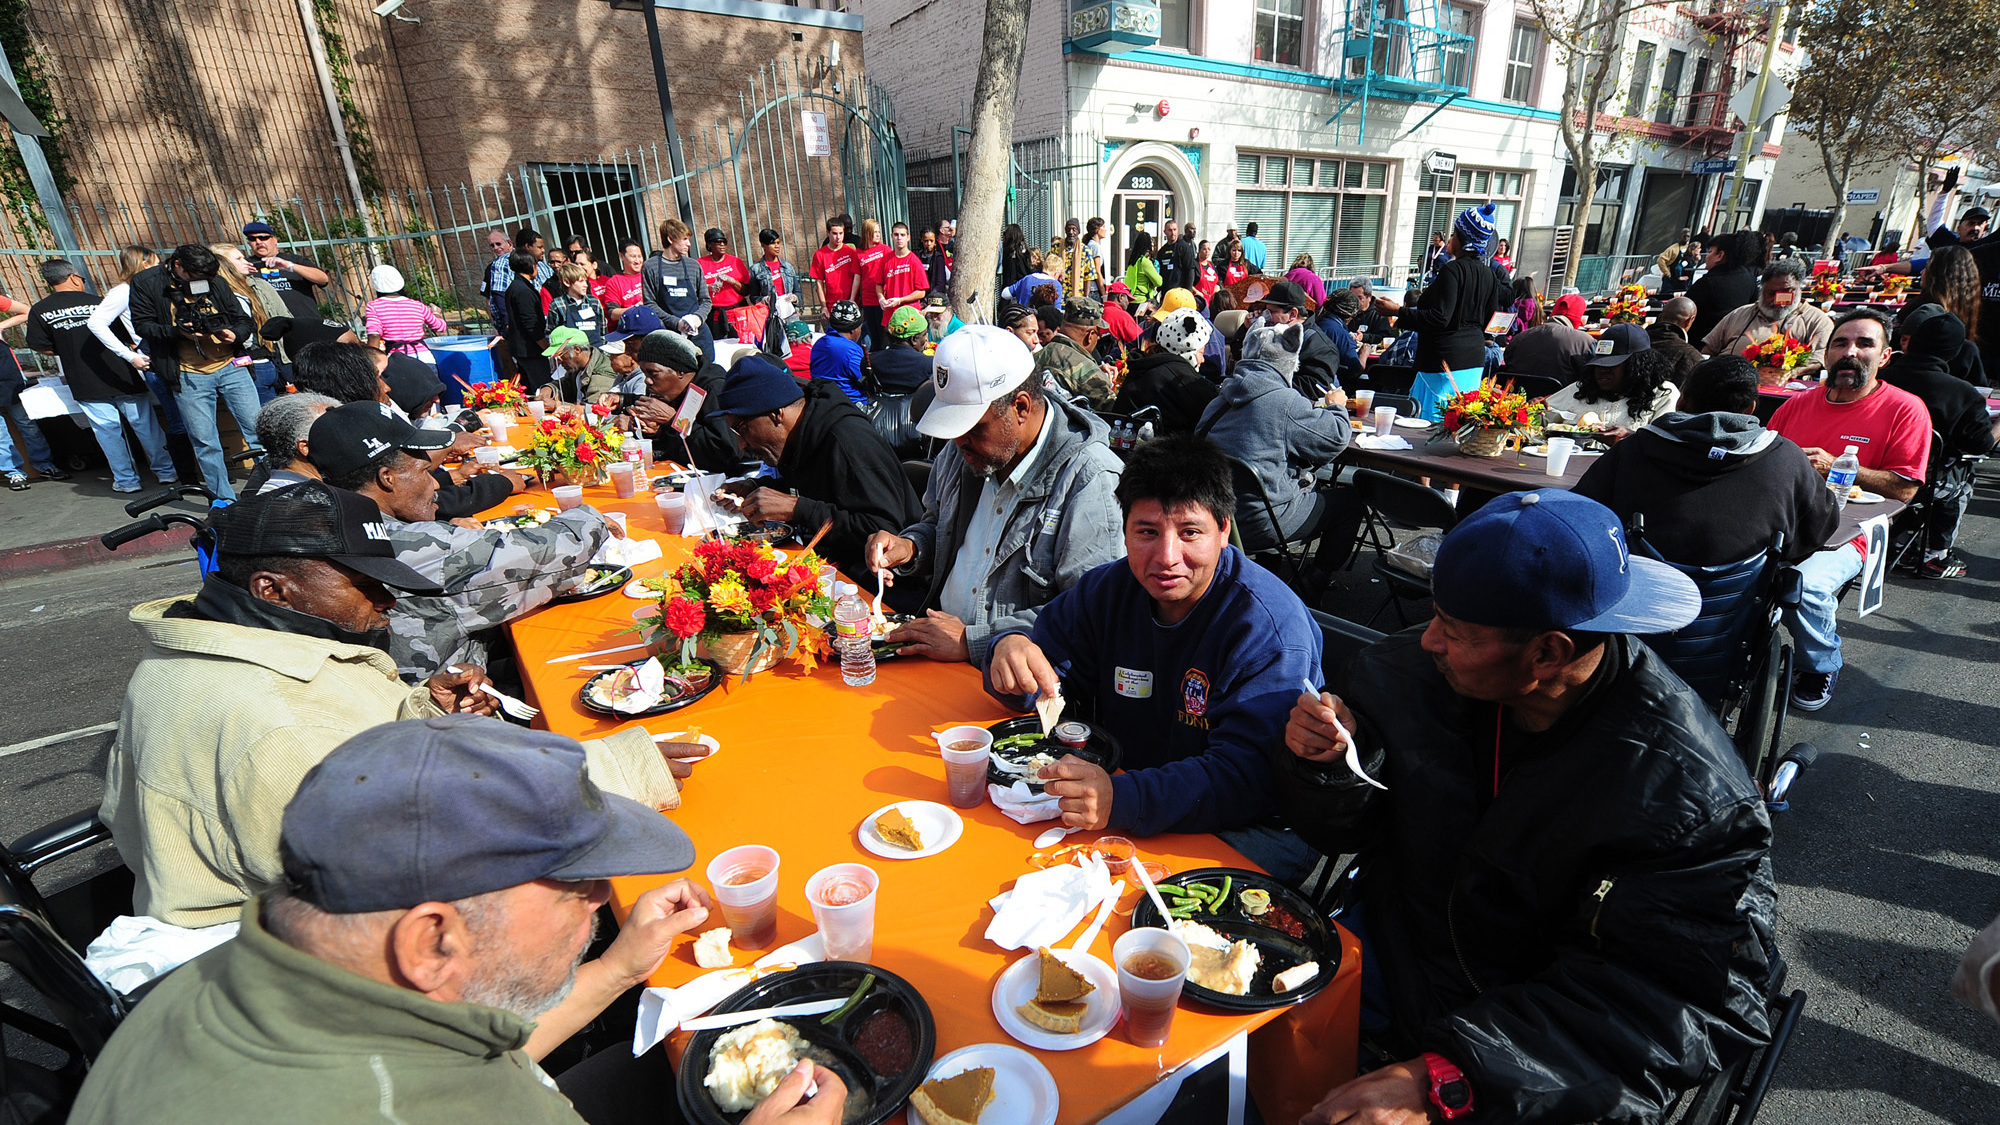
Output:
[
  {"xmin": 1425, "ymin": 151, "xmax": 1457, "ymax": 177},
  {"xmin": 1692, "ymin": 159, "xmax": 1737, "ymax": 175},
  {"xmin": 1857, "ymin": 514, "xmax": 1891, "ymax": 617},
  {"xmin": 800, "ymin": 111, "xmax": 831, "ymax": 157},
  {"xmin": 1845, "ymin": 189, "xmax": 1881, "ymax": 205}
]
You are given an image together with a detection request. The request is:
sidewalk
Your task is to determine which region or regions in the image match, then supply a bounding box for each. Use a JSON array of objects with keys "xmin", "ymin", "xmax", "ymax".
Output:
[{"xmin": 0, "ymin": 469, "xmax": 210, "ymax": 578}]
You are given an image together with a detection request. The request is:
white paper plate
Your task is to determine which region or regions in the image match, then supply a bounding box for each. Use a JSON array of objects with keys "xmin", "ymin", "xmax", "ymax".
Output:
[
  {"xmin": 1392, "ymin": 416, "xmax": 1430, "ymax": 429},
  {"xmin": 858, "ymin": 801, "xmax": 963, "ymax": 860},
  {"xmin": 990, "ymin": 948, "xmax": 1119, "ymax": 1051},
  {"xmin": 905, "ymin": 1043, "xmax": 1058, "ymax": 1125},
  {"xmin": 651, "ymin": 731, "xmax": 720, "ymax": 759},
  {"xmin": 623, "ymin": 578, "xmax": 658, "ymax": 599},
  {"xmin": 1848, "ymin": 490, "xmax": 1885, "ymax": 504},
  {"xmin": 1521, "ymin": 446, "xmax": 1601, "ymax": 458}
]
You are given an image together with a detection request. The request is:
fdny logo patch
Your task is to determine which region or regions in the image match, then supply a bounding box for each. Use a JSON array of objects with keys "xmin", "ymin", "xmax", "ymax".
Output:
[{"xmin": 1181, "ymin": 669, "xmax": 1210, "ymax": 718}]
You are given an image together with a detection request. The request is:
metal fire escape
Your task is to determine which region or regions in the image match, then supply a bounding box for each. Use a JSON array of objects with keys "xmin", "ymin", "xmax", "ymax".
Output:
[{"xmin": 1325, "ymin": 0, "xmax": 1477, "ymax": 147}]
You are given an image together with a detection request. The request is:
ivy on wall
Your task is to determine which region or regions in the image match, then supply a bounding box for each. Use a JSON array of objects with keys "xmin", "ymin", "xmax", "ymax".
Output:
[
  {"xmin": 309, "ymin": 0, "xmax": 383, "ymax": 196},
  {"xmin": 0, "ymin": 0, "xmax": 71, "ymax": 237}
]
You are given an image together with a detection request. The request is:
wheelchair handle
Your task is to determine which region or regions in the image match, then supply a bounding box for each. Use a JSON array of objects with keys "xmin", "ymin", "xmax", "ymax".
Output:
[{"xmin": 100, "ymin": 515, "xmax": 168, "ymax": 550}]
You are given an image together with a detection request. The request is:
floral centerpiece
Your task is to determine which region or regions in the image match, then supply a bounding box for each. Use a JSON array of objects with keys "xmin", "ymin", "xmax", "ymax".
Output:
[
  {"xmin": 1743, "ymin": 334, "xmax": 1812, "ymax": 385},
  {"xmin": 1431, "ymin": 378, "xmax": 1545, "ymax": 457},
  {"xmin": 517, "ymin": 404, "xmax": 624, "ymax": 485},
  {"xmin": 633, "ymin": 537, "xmax": 833, "ymax": 678},
  {"xmin": 1809, "ymin": 271, "xmax": 1844, "ymax": 303},
  {"xmin": 1602, "ymin": 284, "xmax": 1649, "ymax": 324},
  {"xmin": 463, "ymin": 378, "xmax": 528, "ymax": 413},
  {"xmin": 1880, "ymin": 273, "xmax": 1913, "ymax": 299}
]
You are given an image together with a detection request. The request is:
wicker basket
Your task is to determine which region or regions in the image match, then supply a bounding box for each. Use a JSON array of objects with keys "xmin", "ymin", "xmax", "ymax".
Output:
[
  {"xmin": 1458, "ymin": 427, "xmax": 1509, "ymax": 458},
  {"xmin": 697, "ymin": 630, "xmax": 783, "ymax": 676}
]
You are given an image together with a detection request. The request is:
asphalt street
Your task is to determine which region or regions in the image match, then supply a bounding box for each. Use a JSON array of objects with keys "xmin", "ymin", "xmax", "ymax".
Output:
[{"xmin": 0, "ymin": 483, "xmax": 1995, "ymax": 1121}]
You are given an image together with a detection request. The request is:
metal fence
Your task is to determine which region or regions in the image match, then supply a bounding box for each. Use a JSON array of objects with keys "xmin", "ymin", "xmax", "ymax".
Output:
[
  {"xmin": 1573, "ymin": 254, "xmax": 1660, "ymax": 295},
  {"xmin": 0, "ymin": 58, "xmax": 904, "ymax": 331}
]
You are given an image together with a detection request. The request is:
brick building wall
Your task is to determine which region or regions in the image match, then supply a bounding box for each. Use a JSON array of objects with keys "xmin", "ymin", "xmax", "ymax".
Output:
[{"xmin": 846, "ymin": 0, "xmax": 1069, "ymax": 158}]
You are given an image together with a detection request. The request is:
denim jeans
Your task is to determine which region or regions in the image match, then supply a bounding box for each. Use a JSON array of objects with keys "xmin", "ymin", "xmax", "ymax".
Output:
[
  {"xmin": 143, "ymin": 369, "xmax": 187, "ymax": 435},
  {"xmin": 175, "ymin": 364, "xmax": 264, "ymax": 501},
  {"xmin": 76, "ymin": 394, "xmax": 178, "ymax": 489},
  {"xmin": 1785, "ymin": 541, "xmax": 1864, "ymax": 675},
  {"xmin": 250, "ymin": 359, "xmax": 284, "ymax": 405},
  {"xmin": 1214, "ymin": 823, "xmax": 1324, "ymax": 887},
  {"xmin": 0, "ymin": 397, "xmax": 57, "ymax": 475}
]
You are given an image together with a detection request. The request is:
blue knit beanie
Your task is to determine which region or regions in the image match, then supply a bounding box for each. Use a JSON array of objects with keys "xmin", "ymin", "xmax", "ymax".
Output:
[{"xmin": 1453, "ymin": 203, "xmax": 1498, "ymax": 256}]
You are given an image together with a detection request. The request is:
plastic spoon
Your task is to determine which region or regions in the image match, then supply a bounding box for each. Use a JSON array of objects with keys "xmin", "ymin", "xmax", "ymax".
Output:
[
  {"xmin": 1302, "ymin": 677, "xmax": 1387, "ymax": 791},
  {"xmin": 1033, "ymin": 823, "xmax": 1082, "ymax": 849}
]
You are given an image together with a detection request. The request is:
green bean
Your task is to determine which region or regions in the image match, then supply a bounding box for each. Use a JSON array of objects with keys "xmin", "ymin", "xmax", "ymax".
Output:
[
  {"xmin": 820, "ymin": 973, "xmax": 875, "ymax": 1024},
  {"xmin": 1217, "ymin": 876, "xmax": 1233, "ymax": 906}
]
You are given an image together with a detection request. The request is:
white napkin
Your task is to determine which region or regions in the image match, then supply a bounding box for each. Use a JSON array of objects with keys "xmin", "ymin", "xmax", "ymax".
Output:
[
  {"xmin": 681, "ymin": 472, "xmax": 746, "ymax": 538},
  {"xmin": 592, "ymin": 536, "xmax": 664, "ymax": 568},
  {"xmin": 984, "ymin": 856, "xmax": 1113, "ymax": 951},
  {"xmin": 988, "ymin": 780, "xmax": 1061, "ymax": 825},
  {"xmin": 631, "ymin": 932, "xmax": 827, "ymax": 1055},
  {"xmin": 1354, "ymin": 434, "xmax": 1413, "ymax": 450},
  {"xmin": 83, "ymin": 915, "xmax": 240, "ymax": 993},
  {"xmin": 610, "ymin": 657, "xmax": 668, "ymax": 715}
]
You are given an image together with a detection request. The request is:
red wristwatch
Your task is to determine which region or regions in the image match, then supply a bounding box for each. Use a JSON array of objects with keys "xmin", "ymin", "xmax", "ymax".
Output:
[{"xmin": 1423, "ymin": 1052, "xmax": 1474, "ymax": 1120}]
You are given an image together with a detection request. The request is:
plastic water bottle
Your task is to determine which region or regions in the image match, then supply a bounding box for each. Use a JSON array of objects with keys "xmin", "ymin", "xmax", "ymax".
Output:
[
  {"xmin": 832, "ymin": 589, "xmax": 877, "ymax": 686},
  {"xmin": 1826, "ymin": 445, "xmax": 1860, "ymax": 510},
  {"xmin": 1136, "ymin": 420, "xmax": 1155, "ymax": 445}
]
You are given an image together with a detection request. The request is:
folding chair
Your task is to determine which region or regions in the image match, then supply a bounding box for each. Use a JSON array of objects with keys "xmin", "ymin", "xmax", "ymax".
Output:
[
  {"xmin": 1353, "ymin": 364, "xmax": 1415, "ymax": 397},
  {"xmin": 1500, "ymin": 373, "xmax": 1565, "ymax": 400},
  {"xmin": 1352, "ymin": 469, "xmax": 1460, "ymax": 627},
  {"xmin": 1226, "ymin": 458, "xmax": 1322, "ymax": 592}
]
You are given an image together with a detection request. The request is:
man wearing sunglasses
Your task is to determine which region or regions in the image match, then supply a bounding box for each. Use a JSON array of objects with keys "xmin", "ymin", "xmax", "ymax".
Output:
[{"xmin": 241, "ymin": 221, "xmax": 329, "ymax": 312}]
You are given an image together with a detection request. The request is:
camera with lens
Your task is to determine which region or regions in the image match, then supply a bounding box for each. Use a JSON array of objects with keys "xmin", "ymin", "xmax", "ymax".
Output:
[{"xmin": 167, "ymin": 246, "xmax": 232, "ymax": 338}]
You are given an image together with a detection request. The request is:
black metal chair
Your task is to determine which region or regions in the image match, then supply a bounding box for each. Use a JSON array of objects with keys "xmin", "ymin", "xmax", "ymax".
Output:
[
  {"xmin": 1353, "ymin": 364, "xmax": 1415, "ymax": 397},
  {"xmin": 1668, "ymin": 972, "xmax": 1809, "ymax": 1125},
  {"xmin": 1225, "ymin": 458, "xmax": 1323, "ymax": 594},
  {"xmin": 1351, "ymin": 469, "xmax": 1460, "ymax": 627},
  {"xmin": 1889, "ymin": 430, "xmax": 1980, "ymax": 573},
  {"xmin": 1310, "ymin": 609, "xmax": 1386, "ymax": 677},
  {"xmin": 900, "ymin": 459, "xmax": 932, "ymax": 497},
  {"xmin": 0, "ymin": 812, "xmax": 134, "ymax": 1120},
  {"xmin": 1500, "ymin": 373, "xmax": 1565, "ymax": 400}
]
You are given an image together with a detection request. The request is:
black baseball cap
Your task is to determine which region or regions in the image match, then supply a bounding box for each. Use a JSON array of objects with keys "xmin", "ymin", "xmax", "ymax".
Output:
[
  {"xmin": 259, "ymin": 313, "xmax": 354, "ymax": 356},
  {"xmin": 1586, "ymin": 323, "xmax": 1652, "ymax": 367},
  {"xmin": 306, "ymin": 400, "xmax": 457, "ymax": 482},
  {"xmin": 210, "ymin": 479, "xmax": 443, "ymax": 593},
  {"xmin": 1250, "ymin": 279, "xmax": 1312, "ymax": 313},
  {"xmin": 280, "ymin": 716, "xmax": 695, "ymax": 913},
  {"xmin": 383, "ymin": 354, "xmax": 447, "ymax": 416}
]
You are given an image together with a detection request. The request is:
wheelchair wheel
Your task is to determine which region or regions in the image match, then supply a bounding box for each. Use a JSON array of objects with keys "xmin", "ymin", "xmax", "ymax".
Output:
[{"xmin": 1733, "ymin": 629, "xmax": 1785, "ymax": 787}]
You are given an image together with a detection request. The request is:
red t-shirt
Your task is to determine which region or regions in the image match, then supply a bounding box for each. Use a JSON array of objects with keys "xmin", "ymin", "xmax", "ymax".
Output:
[
  {"xmin": 1768, "ymin": 379, "xmax": 1930, "ymax": 552},
  {"xmin": 759, "ymin": 258, "xmax": 788, "ymax": 298},
  {"xmin": 871, "ymin": 250, "xmax": 927, "ymax": 306},
  {"xmin": 854, "ymin": 245, "xmax": 889, "ymax": 306},
  {"xmin": 587, "ymin": 276, "xmax": 613, "ymax": 305},
  {"xmin": 701, "ymin": 253, "xmax": 750, "ymax": 309},
  {"xmin": 602, "ymin": 273, "xmax": 643, "ymax": 309},
  {"xmin": 810, "ymin": 245, "xmax": 861, "ymax": 305}
]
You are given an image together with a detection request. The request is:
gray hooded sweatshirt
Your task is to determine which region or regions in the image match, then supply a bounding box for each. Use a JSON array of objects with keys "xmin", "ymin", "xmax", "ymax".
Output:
[{"xmin": 1196, "ymin": 323, "xmax": 1353, "ymax": 551}]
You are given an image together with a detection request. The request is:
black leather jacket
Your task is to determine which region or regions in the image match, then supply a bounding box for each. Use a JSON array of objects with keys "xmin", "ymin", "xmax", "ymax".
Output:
[{"xmin": 1271, "ymin": 631, "xmax": 1777, "ymax": 1124}]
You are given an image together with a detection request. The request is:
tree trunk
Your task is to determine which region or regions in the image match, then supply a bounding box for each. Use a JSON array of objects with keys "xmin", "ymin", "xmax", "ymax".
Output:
[
  {"xmin": 1824, "ymin": 169, "xmax": 1851, "ymax": 258},
  {"xmin": 949, "ymin": 0, "xmax": 1032, "ymax": 326}
]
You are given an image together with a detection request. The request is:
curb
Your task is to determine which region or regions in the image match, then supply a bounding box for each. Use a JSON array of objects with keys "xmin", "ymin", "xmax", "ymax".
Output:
[{"xmin": 0, "ymin": 527, "xmax": 191, "ymax": 579}]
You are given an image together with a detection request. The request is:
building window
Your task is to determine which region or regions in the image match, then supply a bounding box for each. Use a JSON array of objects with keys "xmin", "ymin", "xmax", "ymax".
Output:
[
  {"xmin": 1439, "ymin": 4, "xmax": 1476, "ymax": 88},
  {"xmin": 1503, "ymin": 23, "xmax": 1538, "ymax": 103},
  {"xmin": 1626, "ymin": 42, "xmax": 1654, "ymax": 118},
  {"xmin": 1408, "ymin": 165, "xmax": 1528, "ymax": 273},
  {"xmin": 1236, "ymin": 152, "xmax": 1394, "ymax": 272},
  {"xmin": 1158, "ymin": 0, "xmax": 1192, "ymax": 50},
  {"xmin": 1655, "ymin": 49, "xmax": 1685, "ymax": 124},
  {"xmin": 1684, "ymin": 56, "xmax": 1712, "ymax": 124},
  {"xmin": 1558, "ymin": 165, "xmax": 1630, "ymax": 256},
  {"xmin": 1254, "ymin": 0, "xmax": 1304, "ymax": 67}
]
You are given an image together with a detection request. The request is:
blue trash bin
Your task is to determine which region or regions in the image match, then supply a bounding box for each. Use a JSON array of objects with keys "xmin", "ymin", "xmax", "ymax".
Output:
[{"xmin": 427, "ymin": 335, "xmax": 498, "ymax": 407}]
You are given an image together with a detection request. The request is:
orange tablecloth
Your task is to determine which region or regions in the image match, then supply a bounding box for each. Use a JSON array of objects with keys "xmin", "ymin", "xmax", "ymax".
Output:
[{"xmin": 496, "ymin": 483, "xmax": 1359, "ymax": 1124}]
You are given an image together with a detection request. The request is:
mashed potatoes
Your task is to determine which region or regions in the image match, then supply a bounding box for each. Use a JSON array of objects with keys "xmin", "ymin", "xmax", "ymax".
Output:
[{"xmin": 704, "ymin": 1019, "xmax": 808, "ymax": 1111}]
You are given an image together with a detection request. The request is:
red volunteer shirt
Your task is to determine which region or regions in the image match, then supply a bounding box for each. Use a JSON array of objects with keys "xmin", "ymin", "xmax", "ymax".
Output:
[
  {"xmin": 702, "ymin": 253, "xmax": 750, "ymax": 309},
  {"xmin": 872, "ymin": 250, "xmax": 927, "ymax": 307},
  {"xmin": 810, "ymin": 245, "xmax": 861, "ymax": 306},
  {"xmin": 1767, "ymin": 379, "xmax": 1931, "ymax": 551},
  {"xmin": 602, "ymin": 273, "xmax": 644, "ymax": 309},
  {"xmin": 854, "ymin": 244, "xmax": 889, "ymax": 306}
]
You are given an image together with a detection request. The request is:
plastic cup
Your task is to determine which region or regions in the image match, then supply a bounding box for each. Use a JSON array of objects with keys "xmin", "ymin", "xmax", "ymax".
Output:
[
  {"xmin": 608, "ymin": 461, "xmax": 639, "ymax": 499},
  {"xmin": 488, "ymin": 418, "xmax": 510, "ymax": 445},
  {"xmin": 706, "ymin": 845, "xmax": 781, "ymax": 950},
  {"xmin": 818, "ymin": 565, "xmax": 839, "ymax": 597},
  {"xmin": 527, "ymin": 400, "xmax": 547, "ymax": 421},
  {"xmin": 936, "ymin": 725, "xmax": 993, "ymax": 809},
  {"xmin": 1544, "ymin": 436, "xmax": 1576, "ymax": 477},
  {"xmin": 1114, "ymin": 927, "xmax": 1191, "ymax": 1048},
  {"xmin": 1373, "ymin": 406, "xmax": 1397, "ymax": 436},
  {"xmin": 805, "ymin": 863, "xmax": 879, "ymax": 961},
  {"xmin": 656, "ymin": 492, "xmax": 687, "ymax": 534},
  {"xmin": 1094, "ymin": 836, "xmax": 1136, "ymax": 876},
  {"xmin": 1352, "ymin": 388, "xmax": 1375, "ymax": 416},
  {"xmin": 473, "ymin": 446, "xmax": 503, "ymax": 466},
  {"xmin": 552, "ymin": 484, "xmax": 584, "ymax": 511},
  {"xmin": 603, "ymin": 511, "xmax": 628, "ymax": 537},
  {"xmin": 636, "ymin": 439, "xmax": 655, "ymax": 473}
]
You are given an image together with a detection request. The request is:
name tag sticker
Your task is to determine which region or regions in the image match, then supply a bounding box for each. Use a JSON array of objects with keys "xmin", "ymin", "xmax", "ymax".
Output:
[
  {"xmin": 1115, "ymin": 667, "xmax": 1153, "ymax": 698},
  {"xmin": 1594, "ymin": 339, "xmax": 1615, "ymax": 355}
]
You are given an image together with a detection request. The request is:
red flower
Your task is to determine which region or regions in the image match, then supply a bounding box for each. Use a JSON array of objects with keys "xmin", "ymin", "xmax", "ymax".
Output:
[
  {"xmin": 541, "ymin": 418, "xmax": 559, "ymax": 434},
  {"xmin": 591, "ymin": 402, "xmax": 612, "ymax": 417},
  {"xmin": 748, "ymin": 585, "xmax": 778, "ymax": 613},
  {"xmin": 662, "ymin": 596, "xmax": 706, "ymax": 639},
  {"xmin": 743, "ymin": 556, "xmax": 776, "ymax": 582},
  {"xmin": 576, "ymin": 442, "xmax": 598, "ymax": 463}
]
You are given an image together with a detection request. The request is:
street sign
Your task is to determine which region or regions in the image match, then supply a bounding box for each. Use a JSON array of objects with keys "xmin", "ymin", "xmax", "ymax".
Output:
[
  {"xmin": 1846, "ymin": 189, "xmax": 1881, "ymax": 205},
  {"xmin": 1692, "ymin": 159, "xmax": 1737, "ymax": 175},
  {"xmin": 1425, "ymin": 151, "xmax": 1457, "ymax": 176},
  {"xmin": 800, "ymin": 110, "xmax": 831, "ymax": 157},
  {"xmin": 1728, "ymin": 74, "xmax": 1793, "ymax": 128}
]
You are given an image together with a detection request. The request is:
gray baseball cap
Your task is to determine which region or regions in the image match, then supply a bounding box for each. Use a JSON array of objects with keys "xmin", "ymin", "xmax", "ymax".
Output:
[{"xmin": 280, "ymin": 716, "xmax": 694, "ymax": 912}]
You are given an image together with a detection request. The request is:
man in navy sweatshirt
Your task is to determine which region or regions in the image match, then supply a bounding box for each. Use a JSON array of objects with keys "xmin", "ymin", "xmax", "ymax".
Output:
[{"xmin": 985, "ymin": 434, "xmax": 1322, "ymax": 879}]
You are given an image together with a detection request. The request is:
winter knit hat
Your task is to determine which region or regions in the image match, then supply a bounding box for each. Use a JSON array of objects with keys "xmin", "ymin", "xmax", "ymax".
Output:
[
  {"xmin": 636, "ymin": 329, "xmax": 702, "ymax": 372},
  {"xmin": 1453, "ymin": 203, "xmax": 1499, "ymax": 257},
  {"xmin": 1156, "ymin": 309, "xmax": 1212, "ymax": 365}
]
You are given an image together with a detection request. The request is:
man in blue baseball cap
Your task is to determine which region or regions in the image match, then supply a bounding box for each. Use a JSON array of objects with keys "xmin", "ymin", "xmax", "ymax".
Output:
[
  {"xmin": 1275, "ymin": 489, "xmax": 1778, "ymax": 1125},
  {"xmin": 73, "ymin": 716, "xmax": 845, "ymax": 1125},
  {"xmin": 710, "ymin": 353, "xmax": 918, "ymax": 575}
]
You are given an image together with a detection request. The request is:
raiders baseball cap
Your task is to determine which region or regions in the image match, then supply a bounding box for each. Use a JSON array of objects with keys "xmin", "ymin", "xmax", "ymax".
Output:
[
  {"xmin": 916, "ymin": 324, "xmax": 1037, "ymax": 439},
  {"xmin": 306, "ymin": 400, "xmax": 456, "ymax": 482},
  {"xmin": 210, "ymin": 479, "xmax": 443, "ymax": 593},
  {"xmin": 280, "ymin": 715, "xmax": 695, "ymax": 913}
]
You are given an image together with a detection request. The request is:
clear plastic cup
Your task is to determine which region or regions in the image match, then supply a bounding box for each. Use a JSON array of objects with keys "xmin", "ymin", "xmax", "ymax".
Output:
[
  {"xmin": 608, "ymin": 461, "xmax": 638, "ymax": 499},
  {"xmin": 656, "ymin": 492, "xmax": 687, "ymax": 534},
  {"xmin": 1094, "ymin": 836, "xmax": 1136, "ymax": 876},
  {"xmin": 603, "ymin": 511, "xmax": 628, "ymax": 537},
  {"xmin": 706, "ymin": 845, "xmax": 781, "ymax": 949},
  {"xmin": 935, "ymin": 725, "xmax": 993, "ymax": 809},
  {"xmin": 1544, "ymin": 436, "xmax": 1576, "ymax": 477},
  {"xmin": 1373, "ymin": 406, "xmax": 1397, "ymax": 436},
  {"xmin": 1352, "ymin": 388, "xmax": 1375, "ymax": 416},
  {"xmin": 552, "ymin": 484, "xmax": 584, "ymax": 511},
  {"xmin": 804, "ymin": 862, "xmax": 879, "ymax": 961},
  {"xmin": 488, "ymin": 418, "xmax": 510, "ymax": 445},
  {"xmin": 473, "ymin": 446, "xmax": 503, "ymax": 466},
  {"xmin": 527, "ymin": 400, "xmax": 547, "ymax": 421},
  {"xmin": 1114, "ymin": 927, "xmax": 1191, "ymax": 1048},
  {"xmin": 636, "ymin": 439, "xmax": 655, "ymax": 473}
]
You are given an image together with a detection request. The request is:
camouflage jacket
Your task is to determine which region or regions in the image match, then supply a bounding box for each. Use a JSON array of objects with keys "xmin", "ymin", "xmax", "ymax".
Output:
[
  {"xmin": 385, "ymin": 506, "xmax": 611, "ymax": 679},
  {"xmin": 1036, "ymin": 334, "xmax": 1113, "ymax": 408}
]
